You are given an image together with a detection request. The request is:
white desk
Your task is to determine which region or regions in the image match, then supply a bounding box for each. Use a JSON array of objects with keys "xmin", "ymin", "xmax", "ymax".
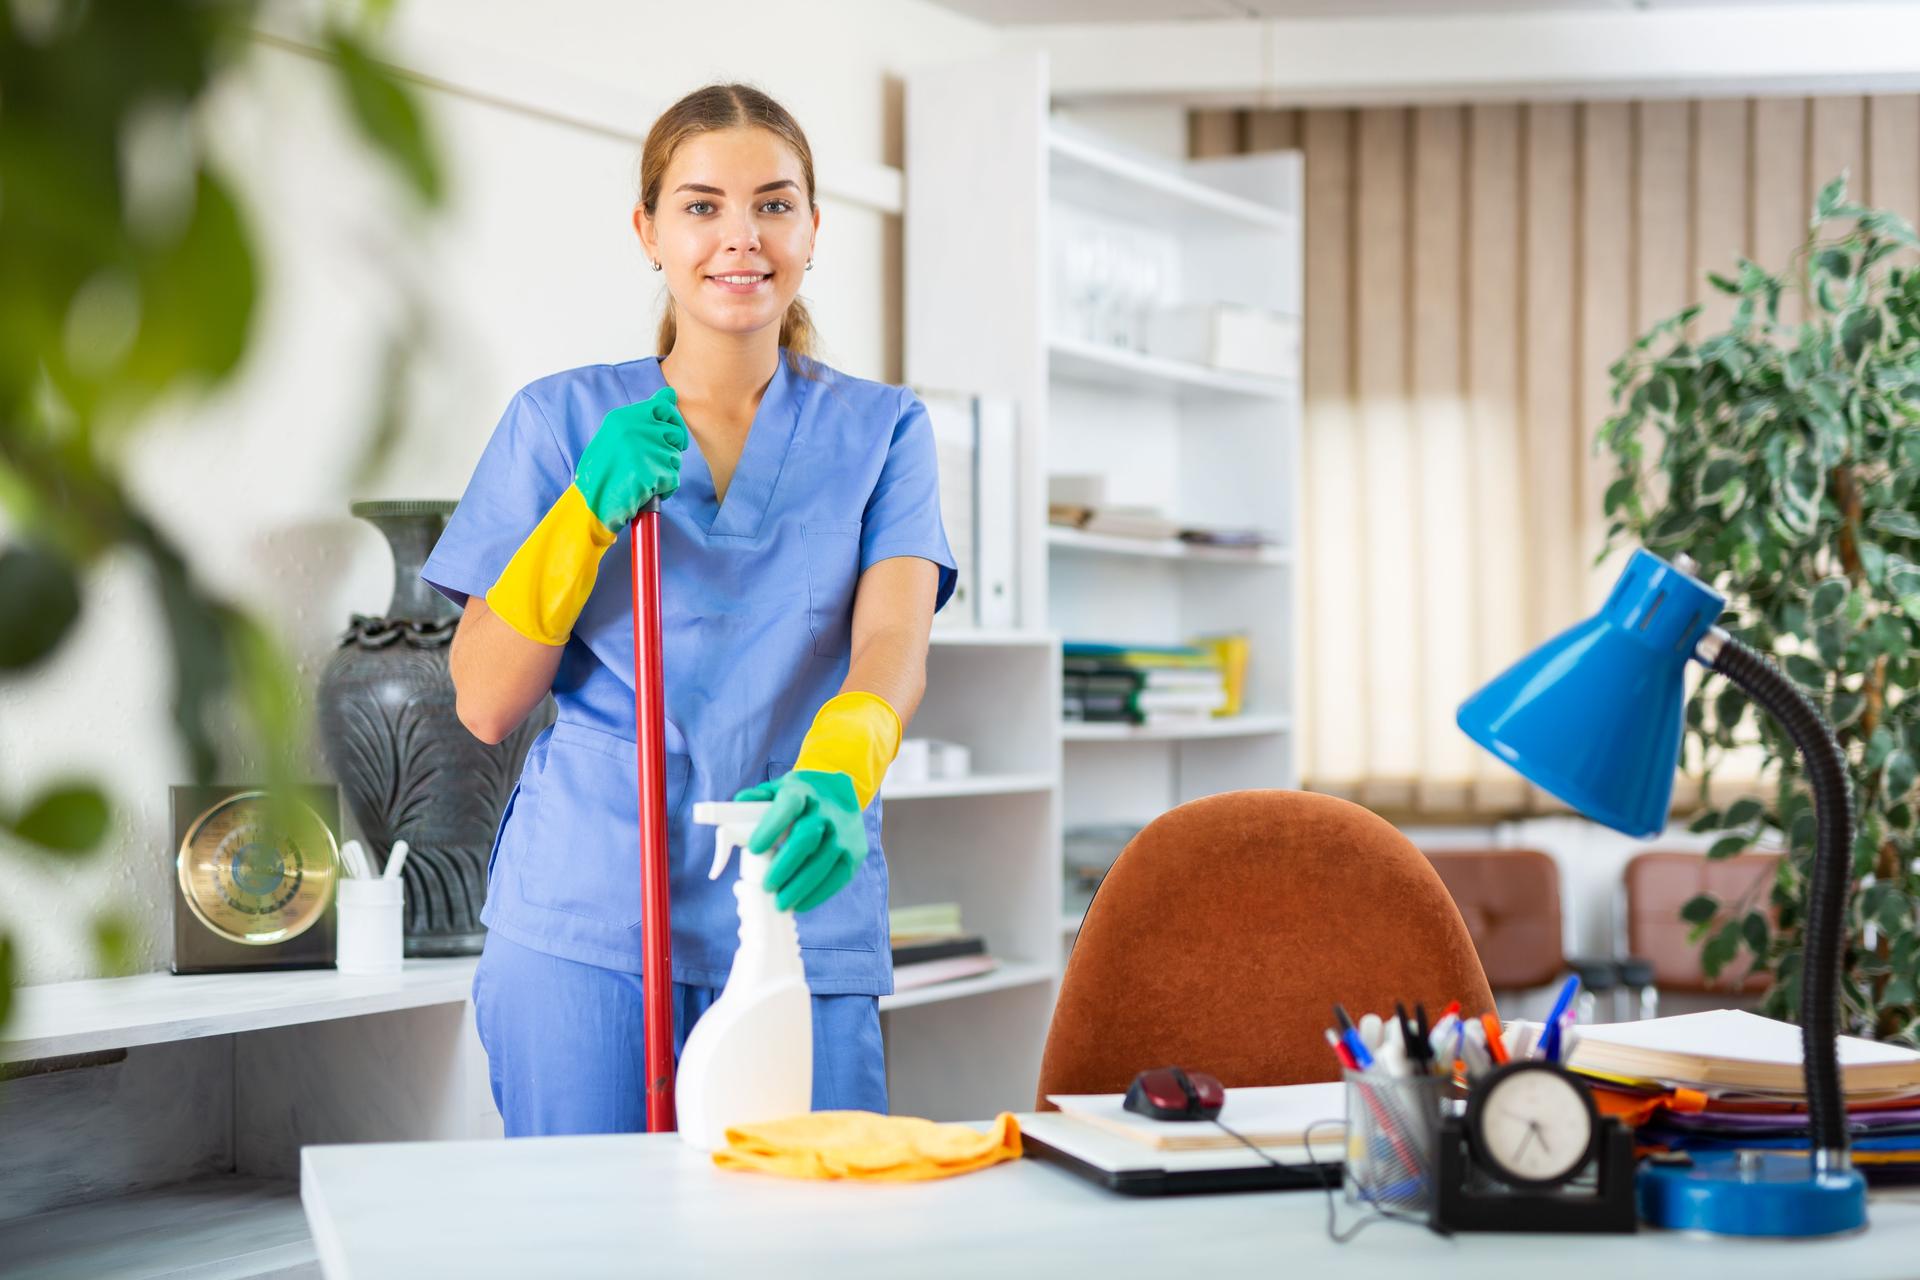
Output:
[{"xmin": 301, "ymin": 1128, "xmax": 1920, "ymax": 1279}]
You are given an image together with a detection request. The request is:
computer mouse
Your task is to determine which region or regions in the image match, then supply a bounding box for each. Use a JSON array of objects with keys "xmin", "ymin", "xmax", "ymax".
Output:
[{"xmin": 1123, "ymin": 1066, "xmax": 1225, "ymax": 1121}]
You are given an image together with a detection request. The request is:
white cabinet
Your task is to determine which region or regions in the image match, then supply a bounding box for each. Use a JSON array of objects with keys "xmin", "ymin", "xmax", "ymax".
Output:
[{"xmin": 901, "ymin": 52, "xmax": 1302, "ymax": 1112}]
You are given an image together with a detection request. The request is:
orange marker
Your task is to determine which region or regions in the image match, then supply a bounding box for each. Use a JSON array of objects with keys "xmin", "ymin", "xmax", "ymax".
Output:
[{"xmin": 1481, "ymin": 1012, "xmax": 1510, "ymax": 1066}]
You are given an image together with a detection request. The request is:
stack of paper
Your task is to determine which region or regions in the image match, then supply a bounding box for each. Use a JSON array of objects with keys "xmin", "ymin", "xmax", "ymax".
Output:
[
  {"xmin": 1569, "ymin": 1010, "xmax": 1920, "ymax": 1182},
  {"xmin": 1045, "ymin": 1082, "xmax": 1345, "ymax": 1152},
  {"xmin": 1570, "ymin": 1009, "xmax": 1920, "ymax": 1100}
]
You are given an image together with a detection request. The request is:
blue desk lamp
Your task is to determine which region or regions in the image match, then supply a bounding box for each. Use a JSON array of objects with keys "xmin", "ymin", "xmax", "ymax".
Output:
[{"xmin": 1458, "ymin": 548, "xmax": 1867, "ymax": 1237}]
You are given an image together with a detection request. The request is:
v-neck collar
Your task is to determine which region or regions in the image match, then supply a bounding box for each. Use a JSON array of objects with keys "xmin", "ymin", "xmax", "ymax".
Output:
[{"xmin": 616, "ymin": 353, "xmax": 804, "ymax": 540}]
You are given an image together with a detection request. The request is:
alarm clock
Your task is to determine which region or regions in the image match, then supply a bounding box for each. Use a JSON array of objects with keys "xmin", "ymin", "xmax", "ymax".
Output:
[
  {"xmin": 1435, "ymin": 1059, "xmax": 1637, "ymax": 1233},
  {"xmin": 1466, "ymin": 1061, "xmax": 1599, "ymax": 1187}
]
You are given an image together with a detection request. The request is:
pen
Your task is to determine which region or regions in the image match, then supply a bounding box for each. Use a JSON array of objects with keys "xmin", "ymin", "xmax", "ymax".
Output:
[
  {"xmin": 1325, "ymin": 1027, "xmax": 1360, "ymax": 1071},
  {"xmin": 1481, "ymin": 1012, "xmax": 1510, "ymax": 1066},
  {"xmin": 1462, "ymin": 1018, "xmax": 1492, "ymax": 1078},
  {"xmin": 1394, "ymin": 1002, "xmax": 1417, "ymax": 1061},
  {"xmin": 1540, "ymin": 975, "xmax": 1581, "ymax": 1062},
  {"xmin": 338, "ymin": 839, "xmax": 373, "ymax": 880},
  {"xmin": 1426, "ymin": 1013, "xmax": 1455, "ymax": 1074},
  {"xmin": 1333, "ymin": 1005, "xmax": 1376, "ymax": 1070},
  {"xmin": 1344, "ymin": 1027, "xmax": 1376, "ymax": 1071}
]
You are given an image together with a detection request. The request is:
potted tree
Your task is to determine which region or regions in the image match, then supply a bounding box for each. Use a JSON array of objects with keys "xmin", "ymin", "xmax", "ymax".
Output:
[{"xmin": 1600, "ymin": 175, "xmax": 1920, "ymax": 1040}]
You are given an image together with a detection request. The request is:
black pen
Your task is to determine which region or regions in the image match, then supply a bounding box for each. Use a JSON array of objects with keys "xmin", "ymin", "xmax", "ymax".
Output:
[{"xmin": 1395, "ymin": 1001, "xmax": 1426, "ymax": 1070}]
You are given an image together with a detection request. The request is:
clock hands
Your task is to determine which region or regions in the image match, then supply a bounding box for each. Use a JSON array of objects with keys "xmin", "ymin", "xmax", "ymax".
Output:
[{"xmin": 1511, "ymin": 1119, "xmax": 1552, "ymax": 1167}]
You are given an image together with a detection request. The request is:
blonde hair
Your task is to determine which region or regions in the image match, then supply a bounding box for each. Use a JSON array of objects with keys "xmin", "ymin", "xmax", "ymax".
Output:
[{"xmin": 639, "ymin": 84, "xmax": 820, "ymax": 372}]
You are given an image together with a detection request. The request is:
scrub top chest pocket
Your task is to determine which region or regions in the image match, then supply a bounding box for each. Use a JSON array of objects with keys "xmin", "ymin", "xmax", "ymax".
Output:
[{"xmin": 802, "ymin": 520, "xmax": 863, "ymax": 657}]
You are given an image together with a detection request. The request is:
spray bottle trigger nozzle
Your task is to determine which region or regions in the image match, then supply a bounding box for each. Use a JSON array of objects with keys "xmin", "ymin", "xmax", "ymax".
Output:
[{"xmin": 691, "ymin": 801, "xmax": 777, "ymax": 882}]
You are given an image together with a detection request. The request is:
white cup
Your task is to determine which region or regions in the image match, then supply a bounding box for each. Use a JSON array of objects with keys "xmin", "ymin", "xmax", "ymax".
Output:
[{"xmin": 335, "ymin": 877, "xmax": 404, "ymax": 975}]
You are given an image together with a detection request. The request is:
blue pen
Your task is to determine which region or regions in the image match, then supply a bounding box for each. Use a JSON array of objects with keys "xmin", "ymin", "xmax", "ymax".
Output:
[
  {"xmin": 1344, "ymin": 1028, "xmax": 1375, "ymax": 1070},
  {"xmin": 1333, "ymin": 1004, "xmax": 1376, "ymax": 1070},
  {"xmin": 1540, "ymin": 974, "xmax": 1581, "ymax": 1062}
]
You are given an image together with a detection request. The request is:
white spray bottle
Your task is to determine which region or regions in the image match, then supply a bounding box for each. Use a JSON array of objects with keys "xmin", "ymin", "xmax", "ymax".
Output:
[{"xmin": 675, "ymin": 801, "xmax": 813, "ymax": 1150}]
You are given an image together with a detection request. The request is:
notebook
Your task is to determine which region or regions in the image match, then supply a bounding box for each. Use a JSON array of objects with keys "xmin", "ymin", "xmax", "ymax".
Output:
[
  {"xmin": 1044, "ymin": 1081, "xmax": 1346, "ymax": 1152},
  {"xmin": 1569, "ymin": 1009, "xmax": 1920, "ymax": 1098},
  {"xmin": 1019, "ymin": 1109, "xmax": 1339, "ymax": 1196}
]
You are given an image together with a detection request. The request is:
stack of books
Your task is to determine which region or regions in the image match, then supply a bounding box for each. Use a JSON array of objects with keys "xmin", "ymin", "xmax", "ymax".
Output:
[
  {"xmin": 1566, "ymin": 1009, "xmax": 1920, "ymax": 1182},
  {"xmin": 1062, "ymin": 641, "xmax": 1228, "ymax": 727},
  {"xmin": 888, "ymin": 902, "xmax": 997, "ymax": 992}
]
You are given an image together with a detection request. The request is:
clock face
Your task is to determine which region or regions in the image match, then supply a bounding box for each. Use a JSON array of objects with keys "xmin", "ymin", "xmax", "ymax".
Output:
[{"xmin": 1468, "ymin": 1062, "xmax": 1597, "ymax": 1188}]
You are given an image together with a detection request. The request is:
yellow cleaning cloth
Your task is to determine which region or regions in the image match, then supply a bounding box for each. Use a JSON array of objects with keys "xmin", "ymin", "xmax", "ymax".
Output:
[{"xmin": 713, "ymin": 1110, "xmax": 1022, "ymax": 1181}]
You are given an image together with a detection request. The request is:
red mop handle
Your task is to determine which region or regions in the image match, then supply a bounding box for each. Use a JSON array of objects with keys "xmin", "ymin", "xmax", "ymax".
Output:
[{"xmin": 630, "ymin": 498, "xmax": 675, "ymax": 1132}]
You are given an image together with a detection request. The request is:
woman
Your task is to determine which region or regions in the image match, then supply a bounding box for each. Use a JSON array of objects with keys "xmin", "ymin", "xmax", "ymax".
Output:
[{"xmin": 422, "ymin": 83, "xmax": 956, "ymax": 1137}]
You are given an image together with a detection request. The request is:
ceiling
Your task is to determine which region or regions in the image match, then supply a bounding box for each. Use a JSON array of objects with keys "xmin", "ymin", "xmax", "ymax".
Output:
[{"xmin": 929, "ymin": 0, "xmax": 1914, "ymax": 22}]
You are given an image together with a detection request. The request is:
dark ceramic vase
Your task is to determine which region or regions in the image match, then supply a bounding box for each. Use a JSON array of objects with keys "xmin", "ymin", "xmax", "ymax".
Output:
[{"xmin": 317, "ymin": 500, "xmax": 553, "ymax": 956}]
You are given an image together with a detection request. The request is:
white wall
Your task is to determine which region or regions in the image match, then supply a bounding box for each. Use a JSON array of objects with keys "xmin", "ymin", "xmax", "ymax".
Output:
[{"xmin": 0, "ymin": 0, "xmax": 998, "ymax": 985}]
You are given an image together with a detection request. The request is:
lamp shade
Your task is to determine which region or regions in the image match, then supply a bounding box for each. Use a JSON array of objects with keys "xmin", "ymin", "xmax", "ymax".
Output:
[{"xmin": 1457, "ymin": 550, "xmax": 1725, "ymax": 838}]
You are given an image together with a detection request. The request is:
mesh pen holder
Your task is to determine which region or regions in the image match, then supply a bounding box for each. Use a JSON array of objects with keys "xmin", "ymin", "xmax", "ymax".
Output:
[{"xmin": 1342, "ymin": 1070, "xmax": 1444, "ymax": 1217}]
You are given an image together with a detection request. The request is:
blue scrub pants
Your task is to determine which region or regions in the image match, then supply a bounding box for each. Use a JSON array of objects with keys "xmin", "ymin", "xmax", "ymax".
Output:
[{"xmin": 473, "ymin": 930, "xmax": 888, "ymax": 1137}]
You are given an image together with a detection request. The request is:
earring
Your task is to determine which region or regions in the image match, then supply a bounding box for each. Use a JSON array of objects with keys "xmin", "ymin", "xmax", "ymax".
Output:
[
  {"xmin": 650, "ymin": 259, "xmax": 662, "ymax": 272},
  {"xmin": 804, "ymin": 259, "xmax": 814, "ymax": 272}
]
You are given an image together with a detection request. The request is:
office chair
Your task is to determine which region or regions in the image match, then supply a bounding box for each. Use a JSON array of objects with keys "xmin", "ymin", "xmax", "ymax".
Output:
[
  {"xmin": 1035, "ymin": 790, "xmax": 1494, "ymax": 1108},
  {"xmin": 1425, "ymin": 848, "xmax": 1650, "ymax": 1022},
  {"xmin": 1625, "ymin": 849, "xmax": 1781, "ymax": 1007}
]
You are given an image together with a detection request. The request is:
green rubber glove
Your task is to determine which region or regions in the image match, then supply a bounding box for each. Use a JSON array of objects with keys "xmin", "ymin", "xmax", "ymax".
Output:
[
  {"xmin": 733, "ymin": 769, "xmax": 868, "ymax": 913},
  {"xmin": 574, "ymin": 387, "xmax": 689, "ymax": 529}
]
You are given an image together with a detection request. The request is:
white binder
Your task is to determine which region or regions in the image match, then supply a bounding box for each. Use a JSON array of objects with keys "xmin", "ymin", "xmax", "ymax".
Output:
[
  {"xmin": 920, "ymin": 390, "xmax": 978, "ymax": 630},
  {"xmin": 973, "ymin": 395, "xmax": 1018, "ymax": 630}
]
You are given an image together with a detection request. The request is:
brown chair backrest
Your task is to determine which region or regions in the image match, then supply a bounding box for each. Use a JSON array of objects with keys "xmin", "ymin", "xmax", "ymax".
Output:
[
  {"xmin": 1625, "ymin": 850, "xmax": 1780, "ymax": 994},
  {"xmin": 1036, "ymin": 790, "xmax": 1495, "ymax": 1108},
  {"xmin": 1424, "ymin": 849, "xmax": 1566, "ymax": 990}
]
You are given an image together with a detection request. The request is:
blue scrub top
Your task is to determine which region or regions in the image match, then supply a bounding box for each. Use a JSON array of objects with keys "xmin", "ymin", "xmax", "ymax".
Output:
[{"xmin": 422, "ymin": 352, "xmax": 957, "ymax": 995}]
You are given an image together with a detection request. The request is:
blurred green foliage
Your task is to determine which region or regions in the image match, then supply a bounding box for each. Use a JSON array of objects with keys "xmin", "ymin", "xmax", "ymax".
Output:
[
  {"xmin": 1602, "ymin": 175, "xmax": 1920, "ymax": 1041},
  {"xmin": 0, "ymin": 0, "xmax": 440, "ymax": 1023}
]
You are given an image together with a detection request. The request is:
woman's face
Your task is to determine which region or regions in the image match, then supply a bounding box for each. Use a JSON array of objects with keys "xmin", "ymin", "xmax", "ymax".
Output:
[{"xmin": 638, "ymin": 127, "xmax": 819, "ymax": 345}]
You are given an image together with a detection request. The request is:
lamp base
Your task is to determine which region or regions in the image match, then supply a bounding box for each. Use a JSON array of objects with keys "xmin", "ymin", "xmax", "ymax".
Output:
[{"xmin": 1637, "ymin": 1152, "xmax": 1867, "ymax": 1237}]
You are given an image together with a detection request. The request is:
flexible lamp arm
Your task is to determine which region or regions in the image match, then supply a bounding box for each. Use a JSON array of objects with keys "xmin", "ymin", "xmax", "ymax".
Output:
[{"xmin": 1696, "ymin": 627, "xmax": 1855, "ymax": 1169}]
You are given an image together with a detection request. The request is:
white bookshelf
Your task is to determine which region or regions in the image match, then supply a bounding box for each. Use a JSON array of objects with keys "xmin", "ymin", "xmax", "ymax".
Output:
[
  {"xmin": 1047, "ymin": 333, "xmax": 1295, "ymax": 399},
  {"xmin": 1059, "ymin": 713, "xmax": 1293, "ymax": 743},
  {"xmin": 903, "ymin": 51, "xmax": 1302, "ymax": 1120},
  {"xmin": 878, "ymin": 961, "xmax": 1055, "ymax": 1013},
  {"xmin": 1047, "ymin": 525, "xmax": 1292, "ymax": 566},
  {"xmin": 883, "ymin": 772, "xmax": 1056, "ymax": 801}
]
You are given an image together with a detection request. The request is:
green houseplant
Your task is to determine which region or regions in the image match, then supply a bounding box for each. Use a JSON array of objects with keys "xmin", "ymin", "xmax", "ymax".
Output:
[
  {"xmin": 0, "ymin": 1, "xmax": 440, "ymax": 1027},
  {"xmin": 1600, "ymin": 175, "xmax": 1920, "ymax": 1042}
]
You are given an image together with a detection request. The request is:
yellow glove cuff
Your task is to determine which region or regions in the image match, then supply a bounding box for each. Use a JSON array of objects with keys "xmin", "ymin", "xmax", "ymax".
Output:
[
  {"xmin": 794, "ymin": 691, "xmax": 903, "ymax": 810},
  {"xmin": 484, "ymin": 484, "xmax": 617, "ymax": 646}
]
